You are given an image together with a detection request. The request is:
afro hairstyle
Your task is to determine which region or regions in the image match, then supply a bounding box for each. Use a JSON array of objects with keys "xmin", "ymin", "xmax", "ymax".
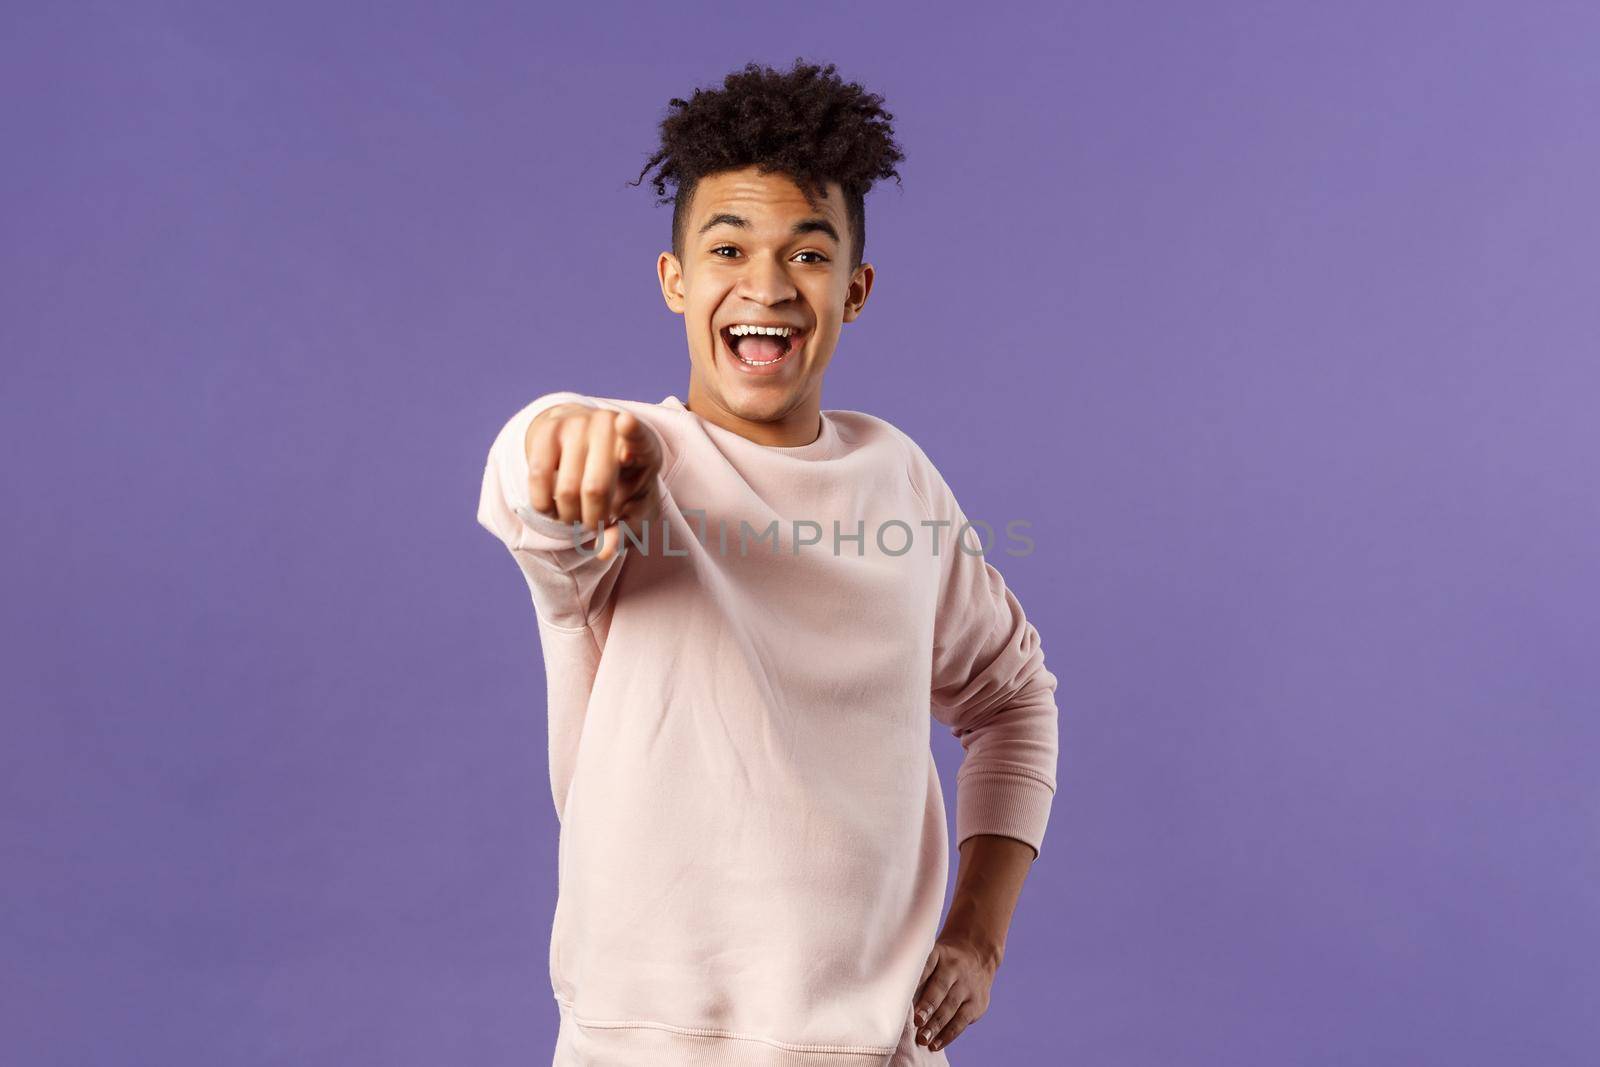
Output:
[{"xmin": 630, "ymin": 58, "xmax": 905, "ymax": 271}]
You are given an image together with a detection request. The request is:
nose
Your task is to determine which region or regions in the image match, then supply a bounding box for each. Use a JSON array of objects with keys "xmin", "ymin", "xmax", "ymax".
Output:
[{"xmin": 735, "ymin": 251, "xmax": 799, "ymax": 307}]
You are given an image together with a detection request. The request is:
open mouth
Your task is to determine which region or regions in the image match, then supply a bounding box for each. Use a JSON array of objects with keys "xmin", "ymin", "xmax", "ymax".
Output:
[{"xmin": 718, "ymin": 324, "xmax": 804, "ymax": 374}]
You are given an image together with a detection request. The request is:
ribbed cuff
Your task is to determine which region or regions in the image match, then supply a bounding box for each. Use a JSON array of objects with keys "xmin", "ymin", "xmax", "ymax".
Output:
[
  {"xmin": 513, "ymin": 505, "xmax": 604, "ymax": 548},
  {"xmin": 953, "ymin": 769, "xmax": 1055, "ymax": 859}
]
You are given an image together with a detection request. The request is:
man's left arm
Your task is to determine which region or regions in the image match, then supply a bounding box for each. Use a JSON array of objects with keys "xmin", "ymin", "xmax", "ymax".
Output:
[{"xmin": 912, "ymin": 490, "xmax": 1060, "ymax": 1054}]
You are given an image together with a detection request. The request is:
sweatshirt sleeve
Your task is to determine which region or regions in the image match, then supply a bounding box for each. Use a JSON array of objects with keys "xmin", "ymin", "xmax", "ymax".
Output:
[
  {"xmin": 904, "ymin": 434, "xmax": 1061, "ymax": 861},
  {"xmin": 475, "ymin": 390, "xmax": 666, "ymax": 632}
]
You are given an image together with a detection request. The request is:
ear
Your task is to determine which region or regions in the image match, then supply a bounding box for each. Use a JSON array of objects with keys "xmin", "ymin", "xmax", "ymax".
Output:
[
  {"xmin": 658, "ymin": 251, "xmax": 686, "ymax": 314},
  {"xmin": 841, "ymin": 262, "xmax": 875, "ymax": 323}
]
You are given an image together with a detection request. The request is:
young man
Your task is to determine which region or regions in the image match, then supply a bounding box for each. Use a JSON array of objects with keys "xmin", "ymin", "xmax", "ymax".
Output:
[{"xmin": 476, "ymin": 59, "xmax": 1059, "ymax": 1066}]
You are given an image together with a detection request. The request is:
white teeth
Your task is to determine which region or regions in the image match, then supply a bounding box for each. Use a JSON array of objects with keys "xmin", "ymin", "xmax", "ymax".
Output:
[{"xmin": 727, "ymin": 324, "xmax": 795, "ymax": 337}]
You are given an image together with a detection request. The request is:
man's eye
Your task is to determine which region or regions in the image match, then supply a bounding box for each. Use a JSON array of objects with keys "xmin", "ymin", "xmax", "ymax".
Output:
[{"xmin": 709, "ymin": 246, "xmax": 826, "ymax": 263}]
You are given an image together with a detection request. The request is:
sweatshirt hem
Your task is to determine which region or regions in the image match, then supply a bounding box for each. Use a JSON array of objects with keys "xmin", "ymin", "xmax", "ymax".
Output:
[{"xmin": 554, "ymin": 995, "xmax": 896, "ymax": 1066}]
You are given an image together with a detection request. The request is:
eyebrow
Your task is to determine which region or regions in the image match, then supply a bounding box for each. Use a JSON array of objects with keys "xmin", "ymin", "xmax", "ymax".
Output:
[{"xmin": 696, "ymin": 213, "xmax": 840, "ymax": 244}]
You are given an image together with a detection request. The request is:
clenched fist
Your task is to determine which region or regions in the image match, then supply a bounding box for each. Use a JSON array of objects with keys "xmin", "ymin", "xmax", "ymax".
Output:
[{"xmin": 524, "ymin": 402, "xmax": 665, "ymax": 562}]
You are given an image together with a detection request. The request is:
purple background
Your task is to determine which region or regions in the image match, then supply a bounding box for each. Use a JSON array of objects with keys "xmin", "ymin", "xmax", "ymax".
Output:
[{"xmin": 3, "ymin": 3, "xmax": 1596, "ymax": 1064}]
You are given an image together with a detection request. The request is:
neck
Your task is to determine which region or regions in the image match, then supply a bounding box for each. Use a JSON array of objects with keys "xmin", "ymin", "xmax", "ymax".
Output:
[{"xmin": 685, "ymin": 381, "xmax": 823, "ymax": 448}]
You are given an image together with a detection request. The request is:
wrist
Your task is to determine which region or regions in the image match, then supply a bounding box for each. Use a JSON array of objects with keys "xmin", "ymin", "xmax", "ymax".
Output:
[{"xmin": 939, "ymin": 910, "xmax": 1007, "ymax": 969}]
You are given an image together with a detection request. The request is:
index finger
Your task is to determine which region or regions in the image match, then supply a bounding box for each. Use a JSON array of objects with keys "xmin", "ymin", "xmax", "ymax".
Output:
[{"xmin": 614, "ymin": 410, "xmax": 657, "ymax": 468}]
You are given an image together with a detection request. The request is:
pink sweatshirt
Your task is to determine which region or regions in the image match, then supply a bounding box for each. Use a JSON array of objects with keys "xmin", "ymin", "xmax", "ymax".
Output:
[{"xmin": 476, "ymin": 391, "xmax": 1060, "ymax": 1066}]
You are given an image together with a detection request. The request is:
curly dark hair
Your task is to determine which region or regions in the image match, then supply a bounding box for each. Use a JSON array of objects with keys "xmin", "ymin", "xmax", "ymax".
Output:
[{"xmin": 629, "ymin": 58, "xmax": 905, "ymax": 271}]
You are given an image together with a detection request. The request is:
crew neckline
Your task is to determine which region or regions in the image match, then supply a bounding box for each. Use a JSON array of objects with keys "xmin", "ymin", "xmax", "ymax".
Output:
[{"xmin": 661, "ymin": 395, "xmax": 840, "ymax": 459}]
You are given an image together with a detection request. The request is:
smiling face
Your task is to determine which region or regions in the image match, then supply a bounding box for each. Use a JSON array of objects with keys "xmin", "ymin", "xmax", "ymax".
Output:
[{"xmin": 657, "ymin": 165, "xmax": 874, "ymax": 447}]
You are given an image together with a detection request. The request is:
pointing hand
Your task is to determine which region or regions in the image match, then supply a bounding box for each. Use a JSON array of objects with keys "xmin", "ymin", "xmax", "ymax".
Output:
[{"xmin": 524, "ymin": 403, "xmax": 664, "ymax": 562}]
